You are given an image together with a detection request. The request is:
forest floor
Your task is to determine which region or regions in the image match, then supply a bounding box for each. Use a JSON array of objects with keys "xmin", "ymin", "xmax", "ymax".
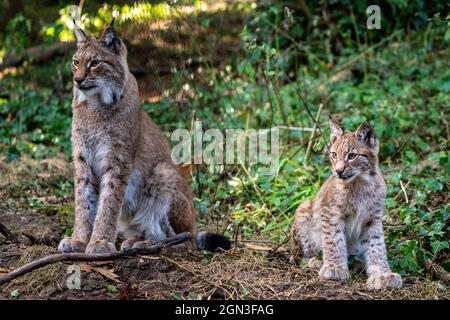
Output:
[
  {"xmin": 0, "ymin": 158, "xmax": 448, "ymax": 300},
  {"xmin": 0, "ymin": 1, "xmax": 448, "ymax": 300}
]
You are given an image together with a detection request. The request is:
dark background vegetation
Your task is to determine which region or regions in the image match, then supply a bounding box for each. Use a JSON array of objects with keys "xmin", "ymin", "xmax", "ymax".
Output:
[{"xmin": 0, "ymin": 0, "xmax": 448, "ymax": 299}]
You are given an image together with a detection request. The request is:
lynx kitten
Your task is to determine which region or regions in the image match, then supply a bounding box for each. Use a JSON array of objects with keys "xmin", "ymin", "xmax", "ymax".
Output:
[
  {"xmin": 58, "ymin": 21, "xmax": 230, "ymax": 254},
  {"xmin": 290, "ymin": 117, "xmax": 402, "ymax": 290}
]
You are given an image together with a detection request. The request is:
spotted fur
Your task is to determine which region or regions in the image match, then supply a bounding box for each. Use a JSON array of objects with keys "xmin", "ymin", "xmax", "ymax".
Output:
[{"xmin": 289, "ymin": 117, "xmax": 402, "ymax": 290}]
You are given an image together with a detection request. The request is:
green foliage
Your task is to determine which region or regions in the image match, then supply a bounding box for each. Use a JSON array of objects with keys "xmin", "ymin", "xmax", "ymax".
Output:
[
  {"xmin": 10, "ymin": 289, "xmax": 21, "ymax": 298},
  {"xmin": 0, "ymin": 59, "xmax": 72, "ymax": 160},
  {"xmin": 106, "ymin": 284, "xmax": 118, "ymax": 294},
  {"xmin": 0, "ymin": 14, "xmax": 32, "ymax": 60}
]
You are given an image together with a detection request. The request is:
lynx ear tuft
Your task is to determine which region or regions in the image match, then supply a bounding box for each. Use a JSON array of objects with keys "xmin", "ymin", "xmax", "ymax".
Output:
[
  {"xmin": 328, "ymin": 116, "xmax": 345, "ymax": 143},
  {"xmin": 73, "ymin": 19, "xmax": 89, "ymax": 43},
  {"xmin": 355, "ymin": 120, "xmax": 376, "ymax": 148},
  {"xmin": 100, "ymin": 23, "xmax": 121, "ymax": 53}
]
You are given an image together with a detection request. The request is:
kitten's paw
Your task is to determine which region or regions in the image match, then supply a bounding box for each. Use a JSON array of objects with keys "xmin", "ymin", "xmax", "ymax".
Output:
[
  {"xmin": 85, "ymin": 240, "xmax": 117, "ymax": 254},
  {"xmin": 319, "ymin": 263, "xmax": 350, "ymax": 281},
  {"xmin": 58, "ymin": 237, "xmax": 87, "ymax": 253},
  {"xmin": 367, "ymin": 272, "xmax": 403, "ymax": 290},
  {"xmin": 132, "ymin": 240, "xmax": 157, "ymax": 249}
]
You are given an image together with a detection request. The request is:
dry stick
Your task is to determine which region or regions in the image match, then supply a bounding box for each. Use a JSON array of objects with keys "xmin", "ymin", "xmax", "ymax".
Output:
[
  {"xmin": 0, "ymin": 232, "xmax": 191, "ymax": 287},
  {"xmin": 424, "ymin": 259, "xmax": 450, "ymax": 283},
  {"xmin": 303, "ymin": 103, "xmax": 324, "ymax": 167},
  {"xmin": 0, "ymin": 222, "xmax": 19, "ymax": 244},
  {"xmin": 261, "ymin": 69, "xmax": 275, "ymax": 129},
  {"xmin": 399, "ymin": 180, "xmax": 409, "ymax": 204},
  {"xmin": 393, "ymin": 181, "xmax": 411, "ymax": 201},
  {"xmin": 295, "ymin": 85, "xmax": 323, "ymax": 134}
]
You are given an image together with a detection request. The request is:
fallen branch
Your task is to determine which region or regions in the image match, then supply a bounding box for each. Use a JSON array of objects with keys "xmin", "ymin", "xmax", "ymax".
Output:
[
  {"xmin": 0, "ymin": 42, "xmax": 74, "ymax": 71},
  {"xmin": 0, "ymin": 232, "xmax": 191, "ymax": 286},
  {"xmin": 0, "ymin": 222, "xmax": 19, "ymax": 244},
  {"xmin": 424, "ymin": 259, "xmax": 450, "ymax": 283}
]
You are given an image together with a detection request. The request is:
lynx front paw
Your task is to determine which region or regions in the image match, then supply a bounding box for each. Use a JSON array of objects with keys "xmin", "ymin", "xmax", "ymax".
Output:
[
  {"xmin": 85, "ymin": 240, "xmax": 117, "ymax": 254},
  {"xmin": 58, "ymin": 237, "xmax": 87, "ymax": 253},
  {"xmin": 319, "ymin": 263, "xmax": 350, "ymax": 281},
  {"xmin": 367, "ymin": 272, "xmax": 403, "ymax": 290}
]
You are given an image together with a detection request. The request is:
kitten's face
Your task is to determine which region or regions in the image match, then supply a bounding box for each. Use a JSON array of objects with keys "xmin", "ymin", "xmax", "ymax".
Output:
[
  {"xmin": 72, "ymin": 24, "xmax": 128, "ymax": 106},
  {"xmin": 328, "ymin": 118, "xmax": 379, "ymax": 182}
]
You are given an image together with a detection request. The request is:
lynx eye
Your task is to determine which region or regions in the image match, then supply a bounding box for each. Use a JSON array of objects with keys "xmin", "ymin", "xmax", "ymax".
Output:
[
  {"xmin": 71, "ymin": 59, "xmax": 79, "ymax": 68},
  {"xmin": 331, "ymin": 152, "xmax": 337, "ymax": 159},
  {"xmin": 90, "ymin": 60, "xmax": 102, "ymax": 68},
  {"xmin": 348, "ymin": 153, "xmax": 358, "ymax": 160}
]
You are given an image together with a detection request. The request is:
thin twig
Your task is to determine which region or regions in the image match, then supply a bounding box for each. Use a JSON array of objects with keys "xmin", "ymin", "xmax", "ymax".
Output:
[
  {"xmin": 399, "ymin": 180, "xmax": 409, "ymax": 204},
  {"xmin": 303, "ymin": 103, "xmax": 324, "ymax": 167},
  {"xmin": 0, "ymin": 222, "xmax": 19, "ymax": 245},
  {"xmin": 0, "ymin": 232, "xmax": 191, "ymax": 286},
  {"xmin": 393, "ymin": 180, "xmax": 411, "ymax": 200},
  {"xmin": 261, "ymin": 68, "xmax": 275, "ymax": 129}
]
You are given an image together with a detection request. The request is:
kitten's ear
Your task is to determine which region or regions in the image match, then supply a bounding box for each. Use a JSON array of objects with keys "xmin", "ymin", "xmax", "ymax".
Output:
[
  {"xmin": 100, "ymin": 19, "xmax": 121, "ymax": 52},
  {"xmin": 73, "ymin": 20, "xmax": 89, "ymax": 43},
  {"xmin": 328, "ymin": 116, "xmax": 345, "ymax": 143},
  {"xmin": 355, "ymin": 120, "xmax": 376, "ymax": 148}
]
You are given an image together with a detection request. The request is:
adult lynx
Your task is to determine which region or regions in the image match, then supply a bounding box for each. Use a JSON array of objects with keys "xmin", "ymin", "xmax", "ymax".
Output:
[
  {"xmin": 290, "ymin": 117, "xmax": 402, "ymax": 290},
  {"xmin": 58, "ymin": 22, "xmax": 230, "ymax": 254}
]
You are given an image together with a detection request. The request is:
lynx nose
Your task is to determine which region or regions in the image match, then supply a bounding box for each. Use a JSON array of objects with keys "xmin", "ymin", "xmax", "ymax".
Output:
[
  {"xmin": 74, "ymin": 77, "xmax": 84, "ymax": 85},
  {"xmin": 335, "ymin": 167, "xmax": 345, "ymax": 177}
]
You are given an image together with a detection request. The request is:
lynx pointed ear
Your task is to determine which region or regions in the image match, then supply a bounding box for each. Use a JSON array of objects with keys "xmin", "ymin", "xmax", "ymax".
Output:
[
  {"xmin": 328, "ymin": 116, "xmax": 345, "ymax": 143},
  {"xmin": 73, "ymin": 19, "xmax": 89, "ymax": 43},
  {"xmin": 355, "ymin": 120, "xmax": 376, "ymax": 148},
  {"xmin": 100, "ymin": 21, "xmax": 121, "ymax": 52}
]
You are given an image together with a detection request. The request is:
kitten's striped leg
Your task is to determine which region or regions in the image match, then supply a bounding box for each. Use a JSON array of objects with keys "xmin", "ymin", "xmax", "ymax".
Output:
[
  {"xmin": 362, "ymin": 217, "xmax": 402, "ymax": 289},
  {"xmin": 289, "ymin": 200, "xmax": 321, "ymax": 264},
  {"xmin": 319, "ymin": 211, "xmax": 350, "ymax": 281}
]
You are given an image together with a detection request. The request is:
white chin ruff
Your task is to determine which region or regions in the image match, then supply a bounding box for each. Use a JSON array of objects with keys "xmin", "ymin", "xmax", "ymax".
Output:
[
  {"xmin": 100, "ymin": 85, "xmax": 114, "ymax": 105},
  {"xmin": 74, "ymin": 82, "xmax": 122, "ymax": 106},
  {"xmin": 75, "ymin": 88, "xmax": 87, "ymax": 104}
]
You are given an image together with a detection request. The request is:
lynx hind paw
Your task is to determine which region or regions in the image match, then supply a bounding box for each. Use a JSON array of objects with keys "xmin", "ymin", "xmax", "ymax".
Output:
[
  {"xmin": 58, "ymin": 237, "xmax": 87, "ymax": 253},
  {"xmin": 367, "ymin": 272, "xmax": 403, "ymax": 290},
  {"xmin": 319, "ymin": 264, "xmax": 350, "ymax": 281},
  {"xmin": 132, "ymin": 240, "xmax": 157, "ymax": 249},
  {"xmin": 85, "ymin": 240, "xmax": 117, "ymax": 254},
  {"xmin": 120, "ymin": 237, "xmax": 143, "ymax": 251}
]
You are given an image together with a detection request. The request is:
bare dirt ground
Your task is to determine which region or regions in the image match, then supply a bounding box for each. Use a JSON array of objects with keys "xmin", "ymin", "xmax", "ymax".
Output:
[{"xmin": 0, "ymin": 157, "xmax": 448, "ymax": 300}]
